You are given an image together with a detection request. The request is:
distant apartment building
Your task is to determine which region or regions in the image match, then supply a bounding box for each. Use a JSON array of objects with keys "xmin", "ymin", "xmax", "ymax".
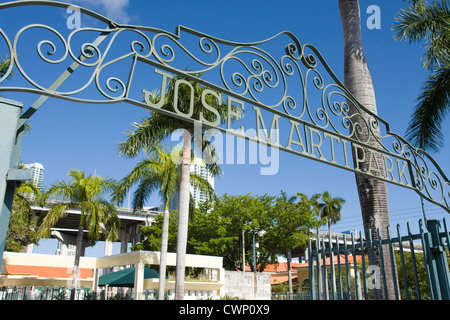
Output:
[
  {"xmin": 168, "ymin": 157, "xmax": 215, "ymax": 212},
  {"xmin": 20, "ymin": 163, "xmax": 44, "ymax": 254},
  {"xmin": 23, "ymin": 162, "xmax": 44, "ymax": 189}
]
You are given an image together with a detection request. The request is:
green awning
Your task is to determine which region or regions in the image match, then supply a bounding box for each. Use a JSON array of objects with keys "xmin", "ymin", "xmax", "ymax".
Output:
[{"xmin": 98, "ymin": 267, "xmax": 159, "ymax": 287}]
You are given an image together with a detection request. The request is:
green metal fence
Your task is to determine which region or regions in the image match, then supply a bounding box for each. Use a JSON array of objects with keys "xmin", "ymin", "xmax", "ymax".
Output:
[
  {"xmin": 308, "ymin": 218, "xmax": 450, "ymax": 300},
  {"xmin": 0, "ymin": 287, "xmax": 157, "ymax": 300},
  {"xmin": 0, "ymin": 286, "xmax": 69, "ymax": 300},
  {"xmin": 271, "ymin": 292, "xmax": 312, "ymax": 300}
]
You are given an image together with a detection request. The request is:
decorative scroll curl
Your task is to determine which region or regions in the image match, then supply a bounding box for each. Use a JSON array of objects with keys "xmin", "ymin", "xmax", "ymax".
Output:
[{"xmin": 0, "ymin": 1, "xmax": 449, "ymax": 213}]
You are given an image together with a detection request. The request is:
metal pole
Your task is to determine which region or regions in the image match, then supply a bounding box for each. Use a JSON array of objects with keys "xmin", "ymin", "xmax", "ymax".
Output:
[
  {"xmin": 242, "ymin": 229, "xmax": 245, "ymax": 272},
  {"xmin": 421, "ymin": 197, "xmax": 428, "ymax": 229},
  {"xmin": 253, "ymin": 231, "xmax": 256, "ymax": 272},
  {"xmin": 0, "ymin": 98, "xmax": 25, "ymax": 265},
  {"xmin": 426, "ymin": 219, "xmax": 450, "ymax": 300}
]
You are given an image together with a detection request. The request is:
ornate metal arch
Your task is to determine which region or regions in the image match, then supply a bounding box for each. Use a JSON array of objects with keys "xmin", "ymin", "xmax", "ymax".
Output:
[{"xmin": 0, "ymin": 0, "xmax": 449, "ymax": 214}]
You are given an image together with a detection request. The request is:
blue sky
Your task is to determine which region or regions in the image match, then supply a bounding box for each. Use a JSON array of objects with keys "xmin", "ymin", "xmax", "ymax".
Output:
[{"xmin": 1, "ymin": 0, "xmax": 449, "ymax": 256}]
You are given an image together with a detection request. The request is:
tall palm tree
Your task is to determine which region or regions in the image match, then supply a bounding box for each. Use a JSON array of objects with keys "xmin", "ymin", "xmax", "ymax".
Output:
[
  {"xmin": 118, "ymin": 74, "xmax": 233, "ymax": 299},
  {"xmin": 339, "ymin": 0, "xmax": 395, "ymax": 299},
  {"xmin": 296, "ymin": 192, "xmax": 324, "ymax": 294},
  {"xmin": 37, "ymin": 169, "xmax": 120, "ymax": 300},
  {"xmin": 394, "ymin": 0, "xmax": 450, "ymax": 152},
  {"xmin": 319, "ymin": 191, "xmax": 345, "ymax": 237},
  {"xmin": 113, "ymin": 144, "xmax": 216, "ymax": 300},
  {"xmin": 318, "ymin": 191, "xmax": 345, "ymax": 298}
]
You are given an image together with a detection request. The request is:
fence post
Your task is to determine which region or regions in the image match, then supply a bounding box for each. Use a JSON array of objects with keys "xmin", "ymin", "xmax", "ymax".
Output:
[{"xmin": 426, "ymin": 219, "xmax": 450, "ymax": 300}]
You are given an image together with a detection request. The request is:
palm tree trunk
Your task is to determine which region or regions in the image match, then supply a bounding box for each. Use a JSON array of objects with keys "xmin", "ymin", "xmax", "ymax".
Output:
[
  {"xmin": 175, "ymin": 129, "xmax": 192, "ymax": 300},
  {"xmin": 287, "ymin": 250, "xmax": 293, "ymax": 295},
  {"xmin": 339, "ymin": 0, "xmax": 397, "ymax": 299},
  {"xmin": 158, "ymin": 207, "xmax": 170, "ymax": 300},
  {"xmin": 70, "ymin": 225, "xmax": 84, "ymax": 300}
]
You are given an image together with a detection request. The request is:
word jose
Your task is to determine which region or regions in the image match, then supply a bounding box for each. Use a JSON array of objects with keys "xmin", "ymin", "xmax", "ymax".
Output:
[{"xmin": 144, "ymin": 69, "xmax": 280, "ymax": 176}]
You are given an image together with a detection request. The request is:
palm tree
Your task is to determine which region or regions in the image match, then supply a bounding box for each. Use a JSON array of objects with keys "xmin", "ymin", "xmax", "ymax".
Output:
[
  {"xmin": 297, "ymin": 192, "xmax": 321, "ymax": 233},
  {"xmin": 113, "ymin": 144, "xmax": 216, "ymax": 300},
  {"xmin": 339, "ymin": 0, "xmax": 395, "ymax": 299},
  {"xmin": 296, "ymin": 192, "xmax": 324, "ymax": 294},
  {"xmin": 118, "ymin": 75, "xmax": 233, "ymax": 299},
  {"xmin": 394, "ymin": 0, "xmax": 450, "ymax": 152},
  {"xmin": 318, "ymin": 191, "xmax": 345, "ymax": 298},
  {"xmin": 37, "ymin": 169, "xmax": 120, "ymax": 300},
  {"xmin": 319, "ymin": 191, "xmax": 345, "ymax": 237}
]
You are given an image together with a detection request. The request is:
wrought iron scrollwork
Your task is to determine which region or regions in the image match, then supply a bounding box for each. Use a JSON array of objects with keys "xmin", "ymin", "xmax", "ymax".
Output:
[{"xmin": 0, "ymin": 0, "xmax": 449, "ymax": 213}]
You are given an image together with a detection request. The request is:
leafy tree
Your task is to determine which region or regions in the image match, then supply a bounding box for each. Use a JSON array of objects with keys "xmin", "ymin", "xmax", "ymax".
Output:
[
  {"xmin": 393, "ymin": 247, "xmax": 450, "ymax": 299},
  {"xmin": 113, "ymin": 144, "xmax": 215, "ymax": 300},
  {"xmin": 394, "ymin": 0, "xmax": 450, "ymax": 152},
  {"xmin": 37, "ymin": 169, "xmax": 120, "ymax": 300},
  {"xmin": 268, "ymin": 191, "xmax": 321, "ymax": 294},
  {"xmin": 132, "ymin": 210, "xmax": 179, "ymax": 253},
  {"xmin": 190, "ymin": 194, "xmax": 277, "ymax": 272},
  {"xmin": 296, "ymin": 192, "xmax": 322, "ymax": 235},
  {"xmin": 5, "ymin": 182, "xmax": 41, "ymax": 252},
  {"xmin": 134, "ymin": 194, "xmax": 279, "ymax": 271},
  {"xmin": 394, "ymin": 250, "xmax": 430, "ymax": 299}
]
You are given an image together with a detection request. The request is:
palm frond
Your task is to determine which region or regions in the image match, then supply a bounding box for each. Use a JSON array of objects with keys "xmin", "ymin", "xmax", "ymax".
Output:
[
  {"xmin": 37, "ymin": 202, "xmax": 77, "ymax": 238},
  {"xmin": 84, "ymin": 200, "xmax": 119, "ymax": 245},
  {"xmin": 114, "ymin": 144, "xmax": 183, "ymax": 213},
  {"xmin": 405, "ymin": 65, "xmax": 450, "ymax": 151},
  {"xmin": 189, "ymin": 172, "xmax": 217, "ymax": 204},
  {"xmin": 41, "ymin": 180, "xmax": 75, "ymax": 202},
  {"xmin": 394, "ymin": 0, "xmax": 450, "ymax": 70},
  {"xmin": 117, "ymin": 112, "xmax": 187, "ymax": 158},
  {"xmin": 0, "ymin": 58, "xmax": 14, "ymax": 81},
  {"xmin": 12, "ymin": 182, "xmax": 41, "ymax": 221},
  {"xmin": 38, "ymin": 169, "xmax": 119, "ymax": 244}
]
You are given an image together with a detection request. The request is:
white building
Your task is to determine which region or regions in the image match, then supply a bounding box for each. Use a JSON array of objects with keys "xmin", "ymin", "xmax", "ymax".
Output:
[
  {"xmin": 168, "ymin": 158, "xmax": 215, "ymax": 212},
  {"xmin": 23, "ymin": 162, "xmax": 44, "ymax": 189}
]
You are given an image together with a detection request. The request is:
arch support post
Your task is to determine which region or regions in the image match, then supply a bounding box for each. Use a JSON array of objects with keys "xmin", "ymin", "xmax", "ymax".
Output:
[{"xmin": 0, "ymin": 97, "xmax": 31, "ymax": 267}]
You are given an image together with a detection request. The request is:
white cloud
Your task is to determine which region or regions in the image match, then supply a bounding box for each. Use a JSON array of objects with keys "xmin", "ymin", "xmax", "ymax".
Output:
[{"xmin": 67, "ymin": 0, "xmax": 132, "ymax": 24}]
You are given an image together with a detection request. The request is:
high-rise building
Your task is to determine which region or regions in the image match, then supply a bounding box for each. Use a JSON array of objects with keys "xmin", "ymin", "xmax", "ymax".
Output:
[
  {"xmin": 20, "ymin": 162, "xmax": 44, "ymax": 255},
  {"xmin": 24, "ymin": 162, "xmax": 44, "ymax": 189},
  {"xmin": 168, "ymin": 158, "xmax": 215, "ymax": 212}
]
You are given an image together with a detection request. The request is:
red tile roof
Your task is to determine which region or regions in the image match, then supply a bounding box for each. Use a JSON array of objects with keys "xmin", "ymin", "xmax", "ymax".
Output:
[
  {"xmin": 246, "ymin": 255, "xmax": 362, "ymax": 274},
  {"xmin": 5, "ymin": 265, "xmax": 93, "ymax": 279}
]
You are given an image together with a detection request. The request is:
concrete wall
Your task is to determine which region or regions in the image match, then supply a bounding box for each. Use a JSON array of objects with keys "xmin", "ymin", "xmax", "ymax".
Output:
[{"xmin": 223, "ymin": 271, "xmax": 271, "ymax": 300}]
